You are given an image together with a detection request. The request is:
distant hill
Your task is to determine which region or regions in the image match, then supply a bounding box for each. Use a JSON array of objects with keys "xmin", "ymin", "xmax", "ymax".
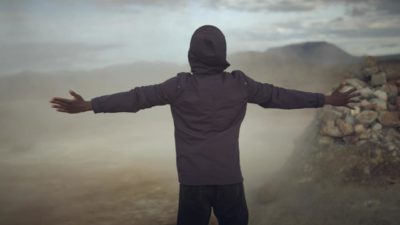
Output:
[
  {"xmin": 266, "ymin": 41, "xmax": 360, "ymax": 65},
  {"xmin": 230, "ymin": 41, "xmax": 360, "ymax": 67}
]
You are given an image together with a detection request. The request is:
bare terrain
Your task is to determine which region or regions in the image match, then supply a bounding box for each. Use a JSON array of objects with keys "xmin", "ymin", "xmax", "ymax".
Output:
[{"xmin": 3, "ymin": 43, "xmax": 398, "ymax": 225}]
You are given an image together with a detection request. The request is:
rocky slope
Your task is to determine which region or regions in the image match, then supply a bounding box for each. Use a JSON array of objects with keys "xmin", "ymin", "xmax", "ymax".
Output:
[
  {"xmin": 313, "ymin": 56, "xmax": 400, "ymax": 183},
  {"xmin": 252, "ymin": 57, "xmax": 400, "ymax": 225}
]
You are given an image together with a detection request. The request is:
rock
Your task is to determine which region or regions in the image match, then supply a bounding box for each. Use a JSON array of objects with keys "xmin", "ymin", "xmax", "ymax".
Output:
[
  {"xmin": 378, "ymin": 111, "xmax": 400, "ymax": 127},
  {"xmin": 358, "ymin": 87, "xmax": 373, "ymax": 98},
  {"xmin": 359, "ymin": 129, "xmax": 371, "ymax": 139},
  {"xmin": 320, "ymin": 120, "xmax": 343, "ymax": 137},
  {"xmin": 387, "ymin": 128, "xmax": 400, "ymax": 139},
  {"xmin": 321, "ymin": 107, "xmax": 344, "ymax": 122},
  {"xmin": 350, "ymin": 106, "xmax": 361, "ymax": 116},
  {"xmin": 336, "ymin": 106, "xmax": 351, "ymax": 114},
  {"xmin": 388, "ymin": 143, "xmax": 397, "ymax": 151},
  {"xmin": 364, "ymin": 67, "xmax": 379, "ymax": 76},
  {"xmin": 384, "ymin": 132, "xmax": 395, "ymax": 142},
  {"xmin": 382, "ymin": 83, "xmax": 398, "ymax": 98},
  {"xmin": 370, "ymin": 72, "xmax": 387, "ymax": 87},
  {"xmin": 372, "ymin": 123, "xmax": 383, "ymax": 131},
  {"xmin": 345, "ymin": 78, "xmax": 367, "ymax": 89},
  {"xmin": 371, "ymin": 133, "xmax": 379, "ymax": 142},
  {"xmin": 365, "ymin": 56, "xmax": 378, "ymax": 67},
  {"xmin": 344, "ymin": 114, "xmax": 355, "ymax": 125},
  {"xmin": 370, "ymin": 98, "xmax": 387, "ymax": 111},
  {"xmin": 373, "ymin": 90, "xmax": 388, "ymax": 101},
  {"xmin": 354, "ymin": 124, "xmax": 366, "ymax": 134},
  {"xmin": 336, "ymin": 119, "xmax": 354, "ymax": 136},
  {"xmin": 360, "ymin": 99, "xmax": 374, "ymax": 110},
  {"xmin": 355, "ymin": 110, "xmax": 378, "ymax": 124}
]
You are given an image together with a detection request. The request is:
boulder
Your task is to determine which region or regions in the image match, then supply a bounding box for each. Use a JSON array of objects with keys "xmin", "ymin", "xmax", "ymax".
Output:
[
  {"xmin": 370, "ymin": 72, "xmax": 387, "ymax": 87},
  {"xmin": 320, "ymin": 107, "xmax": 344, "ymax": 122},
  {"xmin": 372, "ymin": 123, "xmax": 383, "ymax": 131},
  {"xmin": 355, "ymin": 110, "xmax": 378, "ymax": 124},
  {"xmin": 364, "ymin": 67, "xmax": 379, "ymax": 76},
  {"xmin": 359, "ymin": 129, "xmax": 371, "ymax": 139},
  {"xmin": 350, "ymin": 106, "xmax": 361, "ymax": 116},
  {"xmin": 336, "ymin": 119, "xmax": 354, "ymax": 136},
  {"xmin": 354, "ymin": 124, "xmax": 366, "ymax": 134},
  {"xmin": 358, "ymin": 87, "xmax": 374, "ymax": 98},
  {"xmin": 336, "ymin": 106, "xmax": 351, "ymax": 114},
  {"xmin": 382, "ymin": 83, "xmax": 398, "ymax": 98},
  {"xmin": 373, "ymin": 90, "xmax": 388, "ymax": 101},
  {"xmin": 320, "ymin": 120, "xmax": 343, "ymax": 137},
  {"xmin": 378, "ymin": 111, "xmax": 400, "ymax": 127},
  {"xmin": 345, "ymin": 78, "xmax": 367, "ymax": 89},
  {"xmin": 344, "ymin": 114, "xmax": 356, "ymax": 125},
  {"xmin": 360, "ymin": 99, "xmax": 374, "ymax": 110},
  {"xmin": 370, "ymin": 98, "xmax": 387, "ymax": 111},
  {"xmin": 388, "ymin": 143, "xmax": 397, "ymax": 151},
  {"xmin": 365, "ymin": 56, "xmax": 378, "ymax": 67}
]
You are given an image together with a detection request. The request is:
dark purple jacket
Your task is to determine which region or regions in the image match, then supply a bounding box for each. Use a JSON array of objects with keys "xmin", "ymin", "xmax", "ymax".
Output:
[{"xmin": 90, "ymin": 25, "xmax": 325, "ymax": 185}]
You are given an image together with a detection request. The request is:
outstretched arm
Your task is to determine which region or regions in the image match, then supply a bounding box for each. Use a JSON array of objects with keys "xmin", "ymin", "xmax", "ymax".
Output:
[
  {"xmin": 243, "ymin": 73, "xmax": 359, "ymax": 109},
  {"xmin": 50, "ymin": 76, "xmax": 181, "ymax": 114}
]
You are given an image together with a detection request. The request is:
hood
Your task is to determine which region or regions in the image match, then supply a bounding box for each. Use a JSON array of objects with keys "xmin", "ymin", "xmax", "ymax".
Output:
[{"xmin": 188, "ymin": 25, "xmax": 230, "ymax": 74}]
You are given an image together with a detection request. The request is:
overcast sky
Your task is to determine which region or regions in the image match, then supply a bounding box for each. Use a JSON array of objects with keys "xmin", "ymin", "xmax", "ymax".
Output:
[{"xmin": 1, "ymin": 0, "xmax": 400, "ymax": 75}]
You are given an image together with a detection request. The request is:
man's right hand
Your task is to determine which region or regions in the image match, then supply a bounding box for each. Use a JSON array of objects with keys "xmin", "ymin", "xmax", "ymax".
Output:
[
  {"xmin": 50, "ymin": 90, "xmax": 92, "ymax": 113},
  {"xmin": 324, "ymin": 84, "xmax": 361, "ymax": 110}
]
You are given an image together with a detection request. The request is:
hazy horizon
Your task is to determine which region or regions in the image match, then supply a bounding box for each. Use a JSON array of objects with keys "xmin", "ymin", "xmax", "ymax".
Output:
[{"xmin": 1, "ymin": 0, "xmax": 400, "ymax": 76}]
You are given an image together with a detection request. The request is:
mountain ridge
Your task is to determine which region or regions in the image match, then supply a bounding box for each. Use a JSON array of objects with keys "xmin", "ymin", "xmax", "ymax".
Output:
[{"xmin": 230, "ymin": 41, "xmax": 360, "ymax": 66}]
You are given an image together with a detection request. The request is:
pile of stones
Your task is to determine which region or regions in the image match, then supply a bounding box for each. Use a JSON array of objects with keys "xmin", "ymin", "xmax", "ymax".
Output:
[{"xmin": 318, "ymin": 56, "xmax": 400, "ymax": 155}]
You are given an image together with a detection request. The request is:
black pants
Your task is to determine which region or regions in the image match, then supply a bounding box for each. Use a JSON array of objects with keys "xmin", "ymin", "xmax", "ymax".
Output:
[{"xmin": 177, "ymin": 182, "xmax": 248, "ymax": 225}]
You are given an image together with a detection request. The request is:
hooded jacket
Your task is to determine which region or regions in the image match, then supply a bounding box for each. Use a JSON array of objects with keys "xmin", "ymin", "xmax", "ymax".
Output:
[{"xmin": 90, "ymin": 25, "xmax": 325, "ymax": 185}]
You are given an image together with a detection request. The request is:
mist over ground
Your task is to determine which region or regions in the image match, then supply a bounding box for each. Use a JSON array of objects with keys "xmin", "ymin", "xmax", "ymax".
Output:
[
  {"xmin": 0, "ymin": 50, "xmax": 346, "ymax": 225},
  {"xmin": 2, "ymin": 0, "xmax": 400, "ymax": 223}
]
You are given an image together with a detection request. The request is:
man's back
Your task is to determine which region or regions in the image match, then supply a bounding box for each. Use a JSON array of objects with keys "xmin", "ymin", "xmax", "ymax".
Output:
[{"xmin": 170, "ymin": 71, "xmax": 248, "ymax": 185}]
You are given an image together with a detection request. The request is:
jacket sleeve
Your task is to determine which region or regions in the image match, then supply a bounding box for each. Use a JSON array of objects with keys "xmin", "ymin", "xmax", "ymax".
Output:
[
  {"xmin": 90, "ymin": 76, "xmax": 181, "ymax": 113},
  {"xmin": 241, "ymin": 72, "xmax": 325, "ymax": 109}
]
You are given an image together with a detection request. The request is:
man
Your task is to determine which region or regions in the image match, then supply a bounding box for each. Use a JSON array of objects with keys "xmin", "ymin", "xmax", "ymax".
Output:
[{"xmin": 50, "ymin": 25, "xmax": 359, "ymax": 225}]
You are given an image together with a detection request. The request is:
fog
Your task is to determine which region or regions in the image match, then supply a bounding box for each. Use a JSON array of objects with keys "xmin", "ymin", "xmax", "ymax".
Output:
[
  {"xmin": 2, "ymin": 0, "xmax": 399, "ymax": 223},
  {"xmin": 0, "ymin": 59, "xmax": 345, "ymax": 225}
]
